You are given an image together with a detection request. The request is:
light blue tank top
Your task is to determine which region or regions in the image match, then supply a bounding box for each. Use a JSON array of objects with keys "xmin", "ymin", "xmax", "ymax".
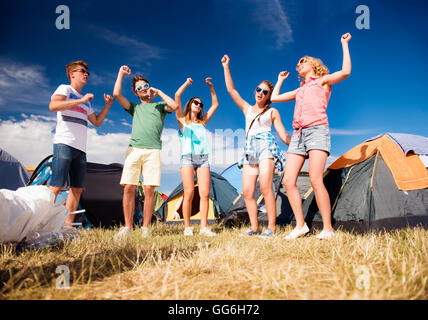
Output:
[{"xmin": 178, "ymin": 122, "xmax": 211, "ymax": 155}]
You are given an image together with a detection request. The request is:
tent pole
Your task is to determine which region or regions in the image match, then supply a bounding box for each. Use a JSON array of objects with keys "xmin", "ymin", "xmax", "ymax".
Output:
[
  {"xmin": 368, "ymin": 151, "xmax": 380, "ymax": 229},
  {"xmin": 331, "ymin": 168, "xmax": 353, "ymax": 212}
]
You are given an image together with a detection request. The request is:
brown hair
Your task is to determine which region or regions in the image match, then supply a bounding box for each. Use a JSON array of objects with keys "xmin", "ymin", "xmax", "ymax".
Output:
[
  {"xmin": 66, "ymin": 60, "xmax": 89, "ymax": 81},
  {"xmin": 183, "ymin": 97, "xmax": 206, "ymax": 126},
  {"xmin": 132, "ymin": 75, "xmax": 150, "ymax": 92},
  {"xmin": 256, "ymin": 80, "xmax": 274, "ymax": 122}
]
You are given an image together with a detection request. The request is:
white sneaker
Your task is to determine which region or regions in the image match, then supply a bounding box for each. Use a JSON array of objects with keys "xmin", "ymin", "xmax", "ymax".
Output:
[
  {"xmin": 184, "ymin": 227, "xmax": 193, "ymax": 236},
  {"xmin": 199, "ymin": 227, "xmax": 216, "ymax": 237},
  {"xmin": 141, "ymin": 226, "xmax": 150, "ymax": 238},
  {"xmin": 316, "ymin": 229, "xmax": 335, "ymax": 240},
  {"xmin": 114, "ymin": 226, "xmax": 131, "ymax": 241},
  {"xmin": 284, "ymin": 223, "xmax": 310, "ymax": 240}
]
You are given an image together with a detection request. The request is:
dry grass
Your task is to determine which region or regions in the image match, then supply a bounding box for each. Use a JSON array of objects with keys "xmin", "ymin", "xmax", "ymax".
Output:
[{"xmin": 1, "ymin": 224, "xmax": 427, "ymax": 300}]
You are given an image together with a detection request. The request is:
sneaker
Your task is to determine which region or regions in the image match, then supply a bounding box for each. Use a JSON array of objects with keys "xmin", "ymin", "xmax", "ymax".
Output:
[
  {"xmin": 316, "ymin": 229, "xmax": 335, "ymax": 240},
  {"xmin": 184, "ymin": 227, "xmax": 193, "ymax": 236},
  {"xmin": 240, "ymin": 228, "xmax": 261, "ymax": 237},
  {"xmin": 258, "ymin": 228, "xmax": 275, "ymax": 238},
  {"xmin": 284, "ymin": 223, "xmax": 310, "ymax": 240},
  {"xmin": 114, "ymin": 226, "xmax": 131, "ymax": 241},
  {"xmin": 141, "ymin": 226, "xmax": 150, "ymax": 238},
  {"xmin": 199, "ymin": 227, "xmax": 216, "ymax": 237}
]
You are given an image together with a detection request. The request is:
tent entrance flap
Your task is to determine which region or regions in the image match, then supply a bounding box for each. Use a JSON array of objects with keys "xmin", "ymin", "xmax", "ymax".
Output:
[{"xmin": 165, "ymin": 187, "xmax": 215, "ymax": 223}]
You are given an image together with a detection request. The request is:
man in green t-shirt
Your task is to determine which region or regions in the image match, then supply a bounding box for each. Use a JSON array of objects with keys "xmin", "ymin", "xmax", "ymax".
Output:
[{"xmin": 113, "ymin": 65, "xmax": 178, "ymax": 240}]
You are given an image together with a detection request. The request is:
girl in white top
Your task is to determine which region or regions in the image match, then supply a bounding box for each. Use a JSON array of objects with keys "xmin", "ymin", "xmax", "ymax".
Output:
[
  {"xmin": 174, "ymin": 77, "xmax": 219, "ymax": 236},
  {"xmin": 222, "ymin": 54, "xmax": 291, "ymax": 237}
]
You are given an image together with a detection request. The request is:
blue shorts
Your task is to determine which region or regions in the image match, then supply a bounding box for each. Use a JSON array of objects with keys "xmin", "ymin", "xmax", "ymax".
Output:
[
  {"xmin": 180, "ymin": 154, "xmax": 210, "ymax": 169},
  {"xmin": 50, "ymin": 143, "xmax": 87, "ymax": 188},
  {"xmin": 288, "ymin": 125, "xmax": 331, "ymax": 158},
  {"xmin": 242, "ymin": 138, "xmax": 274, "ymax": 166}
]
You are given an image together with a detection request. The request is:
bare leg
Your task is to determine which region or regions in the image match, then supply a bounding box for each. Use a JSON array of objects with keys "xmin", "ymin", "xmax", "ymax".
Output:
[
  {"xmin": 258, "ymin": 159, "xmax": 276, "ymax": 232},
  {"xmin": 283, "ymin": 153, "xmax": 306, "ymax": 228},
  {"xmin": 123, "ymin": 184, "xmax": 137, "ymax": 229},
  {"xmin": 49, "ymin": 186, "xmax": 62, "ymax": 202},
  {"xmin": 196, "ymin": 167, "xmax": 210, "ymax": 229},
  {"xmin": 142, "ymin": 185, "xmax": 155, "ymax": 227},
  {"xmin": 64, "ymin": 187, "xmax": 83, "ymax": 225},
  {"xmin": 180, "ymin": 167, "xmax": 195, "ymax": 229},
  {"xmin": 242, "ymin": 164, "xmax": 259, "ymax": 232},
  {"xmin": 308, "ymin": 150, "xmax": 333, "ymax": 231}
]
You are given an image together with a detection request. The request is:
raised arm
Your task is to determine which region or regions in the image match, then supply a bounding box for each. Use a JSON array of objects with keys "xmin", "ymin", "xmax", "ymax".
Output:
[
  {"xmin": 87, "ymin": 94, "xmax": 114, "ymax": 127},
  {"xmin": 204, "ymin": 77, "xmax": 219, "ymax": 123},
  {"xmin": 149, "ymin": 87, "xmax": 179, "ymax": 112},
  {"xmin": 271, "ymin": 71, "xmax": 298, "ymax": 103},
  {"xmin": 49, "ymin": 93, "xmax": 94, "ymax": 112},
  {"xmin": 175, "ymin": 78, "xmax": 192, "ymax": 126},
  {"xmin": 322, "ymin": 33, "xmax": 352, "ymax": 86},
  {"xmin": 271, "ymin": 108, "xmax": 291, "ymax": 146},
  {"xmin": 113, "ymin": 65, "xmax": 131, "ymax": 110},
  {"xmin": 221, "ymin": 55, "xmax": 250, "ymax": 115}
]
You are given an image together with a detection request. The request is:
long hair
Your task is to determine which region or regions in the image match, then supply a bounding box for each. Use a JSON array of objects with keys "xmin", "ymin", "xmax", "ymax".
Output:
[
  {"xmin": 298, "ymin": 56, "xmax": 329, "ymax": 82},
  {"xmin": 183, "ymin": 97, "xmax": 206, "ymax": 126},
  {"xmin": 256, "ymin": 80, "xmax": 274, "ymax": 122}
]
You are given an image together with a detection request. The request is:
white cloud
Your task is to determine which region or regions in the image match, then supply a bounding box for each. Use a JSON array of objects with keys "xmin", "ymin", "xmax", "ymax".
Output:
[
  {"xmin": 0, "ymin": 115, "xmax": 129, "ymax": 167},
  {"xmin": 250, "ymin": 0, "xmax": 294, "ymax": 49},
  {"xmin": 0, "ymin": 116, "xmax": 56, "ymax": 166},
  {"xmin": 0, "ymin": 58, "xmax": 52, "ymax": 111},
  {"xmin": 88, "ymin": 26, "xmax": 164, "ymax": 71},
  {"xmin": 160, "ymin": 127, "xmax": 246, "ymax": 174},
  {"xmin": 330, "ymin": 128, "xmax": 376, "ymax": 136},
  {"xmin": 0, "ymin": 117, "xmax": 244, "ymax": 175}
]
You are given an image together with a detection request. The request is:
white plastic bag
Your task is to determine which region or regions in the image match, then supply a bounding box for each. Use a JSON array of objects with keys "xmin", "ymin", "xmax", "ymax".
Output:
[{"xmin": 0, "ymin": 185, "xmax": 69, "ymax": 242}]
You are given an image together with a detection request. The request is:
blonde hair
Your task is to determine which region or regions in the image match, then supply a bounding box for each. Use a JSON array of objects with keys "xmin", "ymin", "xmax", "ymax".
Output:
[
  {"xmin": 66, "ymin": 60, "xmax": 89, "ymax": 81},
  {"xmin": 298, "ymin": 56, "xmax": 329, "ymax": 82}
]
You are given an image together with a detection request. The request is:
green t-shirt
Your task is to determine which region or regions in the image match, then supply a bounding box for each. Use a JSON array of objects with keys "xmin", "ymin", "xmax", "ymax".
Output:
[{"xmin": 126, "ymin": 101, "xmax": 168, "ymax": 149}]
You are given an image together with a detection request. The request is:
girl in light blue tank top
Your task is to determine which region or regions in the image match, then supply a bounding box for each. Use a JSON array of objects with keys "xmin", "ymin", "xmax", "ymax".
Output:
[{"xmin": 174, "ymin": 77, "xmax": 219, "ymax": 237}]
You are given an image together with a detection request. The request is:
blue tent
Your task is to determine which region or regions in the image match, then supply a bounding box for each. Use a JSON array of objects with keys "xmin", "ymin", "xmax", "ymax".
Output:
[
  {"xmin": 0, "ymin": 148, "xmax": 29, "ymax": 190},
  {"xmin": 220, "ymin": 163, "xmax": 242, "ymax": 194}
]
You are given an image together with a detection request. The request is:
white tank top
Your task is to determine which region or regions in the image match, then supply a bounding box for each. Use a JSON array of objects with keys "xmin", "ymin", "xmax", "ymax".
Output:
[{"xmin": 245, "ymin": 105, "xmax": 273, "ymax": 137}]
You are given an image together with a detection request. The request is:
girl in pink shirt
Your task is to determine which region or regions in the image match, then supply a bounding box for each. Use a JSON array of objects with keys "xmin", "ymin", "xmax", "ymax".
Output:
[{"xmin": 271, "ymin": 33, "xmax": 352, "ymax": 240}]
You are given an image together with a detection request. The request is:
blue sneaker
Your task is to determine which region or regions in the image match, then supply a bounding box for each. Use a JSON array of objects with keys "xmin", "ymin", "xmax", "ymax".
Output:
[
  {"xmin": 240, "ymin": 228, "xmax": 261, "ymax": 237},
  {"xmin": 258, "ymin": 228, "xmax": 275, "ymax": 238}
]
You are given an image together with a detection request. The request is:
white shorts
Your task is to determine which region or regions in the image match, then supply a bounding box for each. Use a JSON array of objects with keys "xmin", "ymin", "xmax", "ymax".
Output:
[{"xmin": 120, "ymin": 147, "xmax": 161, "ymax": 187}]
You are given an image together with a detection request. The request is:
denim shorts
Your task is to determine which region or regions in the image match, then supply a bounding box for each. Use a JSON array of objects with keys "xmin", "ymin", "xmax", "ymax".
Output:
[
  {"xmin": 180, "ymin": 154, "xmax": 210, "ymax": 169},
  {"xmin": 288, "ymin": 125, "xmax": 331, "ymax": 157},
  {"xmin": 242, "ymin": 138, "xmax": 274, "ymax": 165},
  {"xmin": 50, "ymin": 143, "xmax": 87, "ymax": 188}
]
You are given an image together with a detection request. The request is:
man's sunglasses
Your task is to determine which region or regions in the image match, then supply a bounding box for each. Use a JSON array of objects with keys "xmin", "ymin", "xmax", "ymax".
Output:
[
  {"xmin": 72, "ymin": 68, "xmax": 90, "ymax": 76},
  {"xmin": 255, "ymin": 87, "xmax": 269, "ymax": 95},
  {"xmin": 135, "ymin": 84, "xmax": 150, "ymax": 92},
  {"xmin": 193, "ymin": 100, "xmax": 203, "ymax": 107}
]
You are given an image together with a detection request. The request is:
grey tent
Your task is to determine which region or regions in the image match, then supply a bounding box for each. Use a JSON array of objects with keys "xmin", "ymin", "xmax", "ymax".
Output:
[
  {"xmin": 302, "ymin": 134, "xmax": 428, "ymax": 232},
  {"xmin": 0, "ymin": 148, "xmax": 29, "ymax": 190},
  {"xmin": 221, "ymin": 163, "xmax": 311, "ymax": 227},
  {"xmin": 154, "ymin": 171, "xmax": 238, "ymax": 224}
]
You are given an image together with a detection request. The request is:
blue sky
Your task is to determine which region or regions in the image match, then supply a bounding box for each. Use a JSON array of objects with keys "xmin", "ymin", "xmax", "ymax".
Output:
[{"xmin": 0, "ymin": 0, "xmax": 427, "ymax": 194}]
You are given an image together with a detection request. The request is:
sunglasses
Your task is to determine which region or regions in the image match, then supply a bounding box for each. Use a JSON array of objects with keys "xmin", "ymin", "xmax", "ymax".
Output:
[
  {"xmin": 135, "ymin": 83, "xmax": 150, "ymax": 92},
  {"xmin": 193, "ymin": 100, "xmax": 203, "ymax": 107},
  {"xmin": 255, "ymin": 87, "xmax": 269, "ymax": 95},
  {"xmin": 72, "ymin": 68, "xmax": 90, "ymax": 76}
]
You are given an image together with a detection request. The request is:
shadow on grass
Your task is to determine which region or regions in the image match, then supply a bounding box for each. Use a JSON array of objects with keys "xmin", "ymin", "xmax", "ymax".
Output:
[{"xmin": 0, "ymin": 243, "xmax": 200, "ymax": 297}]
